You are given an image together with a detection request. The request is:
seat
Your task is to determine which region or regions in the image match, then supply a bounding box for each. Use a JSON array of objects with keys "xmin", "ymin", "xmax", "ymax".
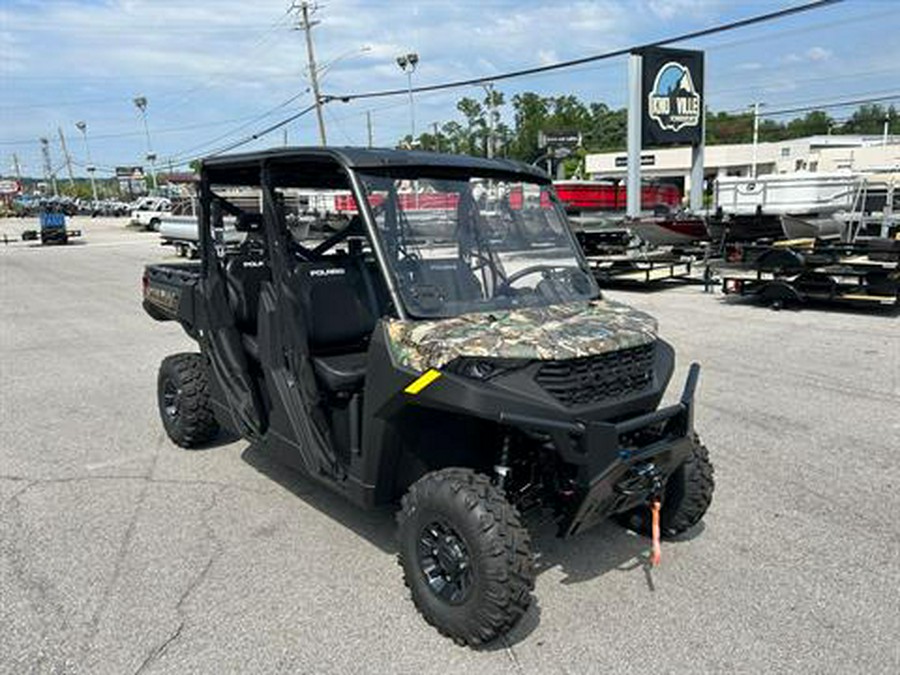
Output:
[
  {"xmin": 225, "ymin": 230, "xmax": 270, "ymax": 341},
  {"xmin": 411, "ymin": 258, "xmax": 482, "ymax": 303},
  {"xmin": 312, "ymin": 352, "xmax": 367, "ymax": 393},
  {"xmin": 296, "ymin": 259, "xmax": 378, "ymax": 394}
]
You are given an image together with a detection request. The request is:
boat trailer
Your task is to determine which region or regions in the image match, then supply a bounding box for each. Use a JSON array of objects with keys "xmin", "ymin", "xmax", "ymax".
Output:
[{"xmin": 720, "ymin": 238, "xmax": 900, "ymax": 309}]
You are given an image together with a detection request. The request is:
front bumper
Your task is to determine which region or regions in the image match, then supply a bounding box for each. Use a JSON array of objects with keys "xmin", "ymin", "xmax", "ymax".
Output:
[{"xmin": 500, "ymin": 363, "xmax": 700, "ymax": 536}]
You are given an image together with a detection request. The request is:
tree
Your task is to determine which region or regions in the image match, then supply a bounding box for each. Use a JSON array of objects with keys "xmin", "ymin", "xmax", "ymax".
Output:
[
  {"xmin": 456, "ymin": 97, "xmax": 486, "ymax": 155},
  {"xmin": 785, "ymin": 111, "xmax": 833, "ymax": 138},
  {"xmin": 587, "ymin": 103, "xmax": 627, "ymax": 151},
  {"xmin": 841, "ymin": 104, "xmax": 897, "ymax": 135},
  {"xmin": 397, "ymin": 91, "xmax": 893, "ymax": 161},
  {"xmin": 509, "ymin": 92, "xmax": 549, "ymax": 162}
]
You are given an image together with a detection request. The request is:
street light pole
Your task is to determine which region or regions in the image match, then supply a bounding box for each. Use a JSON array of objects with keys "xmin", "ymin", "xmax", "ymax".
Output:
[
  {"xmin": 397, "ymin": 53, "xmax": 419, "ymax": 145},
  {"xmin": 75, "ymin": 121, "xmax": 99, "ymax": 203},
  {"xmin": 133, "ymin": 95, "xmax": 158, "ymax": 191},
  {"xmin": 750, "ymin": 101, "xmax": 764, "ymax": 179}
]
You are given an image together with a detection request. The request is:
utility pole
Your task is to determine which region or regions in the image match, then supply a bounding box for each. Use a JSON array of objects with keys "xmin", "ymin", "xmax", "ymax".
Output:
[
  {"xmin": 39, "ymin": 138, "xmax": 58, "ymax": 197},
  {"xmin": 12, "ymin": 153, "xmax": 22, "ymax": 182},
  {"xmin": 57, "ymin": 127, "xmax": 76, "ymax": 190},
  {"xmin": 482, "ymin": 82, "xmax": 495, "ymax": 159},
  {"xmin": 884, "ymin": 114, "xmax": 890, "ymax": 147},
  {"xmin": 432, "ymin": 122, "xmax": 440, "ymax": 152},
  {"xmin": 294, "ymin": 1, "xmax": 327, "ymax": 146},
  {"xmin": 366, "ymin": 111, "xmax": 374, "ymax": 148},
  {"xmin": 750, "ymin": 101, "xmax": 764, "ymax": 179}
]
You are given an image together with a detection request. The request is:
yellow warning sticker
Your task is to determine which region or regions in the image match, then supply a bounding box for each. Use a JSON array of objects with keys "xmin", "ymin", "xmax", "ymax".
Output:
[{"xmin": 404, "ymin": 369, "xmax": 442, "ymax": 395}]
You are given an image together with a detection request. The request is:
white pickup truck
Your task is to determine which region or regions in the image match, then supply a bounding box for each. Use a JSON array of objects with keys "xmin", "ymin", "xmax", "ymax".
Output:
[{"xmin": 129, "ymin": 197, "xmax": 172, "ymax": 230}]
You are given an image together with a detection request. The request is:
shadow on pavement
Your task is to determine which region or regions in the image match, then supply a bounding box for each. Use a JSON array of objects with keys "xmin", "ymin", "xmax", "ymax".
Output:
[
  {"xmin": 718, "ymin": 294, "xmax": 900, "ymax": 317},
  {"xmin": 240, "ymin": 443, "xmax": 691, "ymax": 648},
  {"xmin": 241, "ymin": 442, "xmax": 397, "ymax": 552}
]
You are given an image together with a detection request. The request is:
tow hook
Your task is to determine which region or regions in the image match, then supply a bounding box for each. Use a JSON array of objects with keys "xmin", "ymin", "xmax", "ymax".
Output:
[
  {"xmin": 615, "ymin": 462, "xmax": 663, "ymax": 498},
  {"xmin": 615, "ymin": 463, "xmax": 664, "ymax": 566}
]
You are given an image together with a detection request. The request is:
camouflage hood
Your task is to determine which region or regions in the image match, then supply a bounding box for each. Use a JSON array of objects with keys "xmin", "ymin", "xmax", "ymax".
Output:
[{"xmin": 385, "ymin": 299, "xmax": 657, "ymax": 372}]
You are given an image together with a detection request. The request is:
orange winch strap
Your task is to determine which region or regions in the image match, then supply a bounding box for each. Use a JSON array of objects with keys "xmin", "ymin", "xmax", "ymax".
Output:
[{"xmin": 649, "ymin": 500, "xmax": 662, "ymax": 567}]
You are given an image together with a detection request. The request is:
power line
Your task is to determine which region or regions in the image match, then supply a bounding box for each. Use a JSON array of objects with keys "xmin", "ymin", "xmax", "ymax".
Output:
[
  {"xmin": 762, "ymin": 93, "xmax": 900, "ymax": 117},
  {"xmin": 184, "ymin": 0, "xmax": 845, "ymax": 158},
  {"xmin": 710, "ymin": 66, "xmax": 900, "ymax": 100},
  {"xmin": 324, "ymin": 0, "xmax": 844, "ymax": 102},
  {"xmin": 200, "ymin": 102, "xmax": 319, "ymax": 159},
  {"xmin": 166, "ymin": 90, "xmax": 310, "ymax": 162}
]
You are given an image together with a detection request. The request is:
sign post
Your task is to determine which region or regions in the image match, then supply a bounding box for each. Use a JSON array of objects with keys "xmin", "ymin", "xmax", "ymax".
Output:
[
  {"xmin": 626, "ymin": 47, "xmax": 705, "ymax": 216},
  {"xmin": 690, "ymin": 109, "xmax": 705, "ymax": 211},
  {"xmin": 626, "ymin": 54, "xmax": 643, "ymax": 217}
]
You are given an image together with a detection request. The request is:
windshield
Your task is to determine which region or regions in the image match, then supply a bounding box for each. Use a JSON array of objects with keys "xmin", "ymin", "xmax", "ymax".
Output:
[{"xmin": 358, "ymin": 172, "xmax": 598, "ymax": 318}]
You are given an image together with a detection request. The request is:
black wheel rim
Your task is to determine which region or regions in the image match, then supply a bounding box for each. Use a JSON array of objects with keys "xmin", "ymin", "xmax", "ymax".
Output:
[
  {"xmin": 417, "ymin": 520, "xmax": 474, "ymax": 605},
  {"xmin": 162, "ymin": 379, "xmax": 180, "ymax": 420}
]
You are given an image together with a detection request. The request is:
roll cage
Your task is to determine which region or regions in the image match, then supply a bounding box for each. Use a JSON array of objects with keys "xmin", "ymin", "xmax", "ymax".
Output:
[{"xmin": 196, "ymin": 147, "xmax": 556, "ymax": 321}]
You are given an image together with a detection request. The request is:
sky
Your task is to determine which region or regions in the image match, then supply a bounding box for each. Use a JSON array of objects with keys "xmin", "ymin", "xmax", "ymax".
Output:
[{"xmin": 1, "ymin": 0, "xmax": 898, "ymax": 178}]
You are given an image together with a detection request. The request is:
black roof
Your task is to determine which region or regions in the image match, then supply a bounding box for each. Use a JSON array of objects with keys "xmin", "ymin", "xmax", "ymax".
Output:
[{"xmin": 200, "ymin": 146, "xmax": 549, "ymax": 182}]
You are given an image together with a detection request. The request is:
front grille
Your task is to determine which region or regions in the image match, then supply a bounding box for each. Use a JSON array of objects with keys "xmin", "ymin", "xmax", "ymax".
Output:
[{"xmin": 535, "ymin": 343, "xmax": 655, "ymax": 407}]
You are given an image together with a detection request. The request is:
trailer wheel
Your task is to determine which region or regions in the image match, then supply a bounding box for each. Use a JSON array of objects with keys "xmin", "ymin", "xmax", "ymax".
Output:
[
  {"xmin": 616, "ymin": 437, "xmax": 715, "ymax": 538},
  {"xmin": 397, "ymin": 468, "xmax": 534, "ymax": 646},
  {"xmin": 157, "ymin": 353, "xmax": 219, "ymax": 448}
]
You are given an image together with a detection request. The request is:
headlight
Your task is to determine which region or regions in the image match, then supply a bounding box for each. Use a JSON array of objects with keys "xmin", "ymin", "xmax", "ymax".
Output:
[{"xmin": 445, "ymin": 357, "xmax": 531, "ymax": 381}]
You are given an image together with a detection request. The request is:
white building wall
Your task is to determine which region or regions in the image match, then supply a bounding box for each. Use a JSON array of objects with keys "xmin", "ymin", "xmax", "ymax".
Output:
[{"xmin": 584, "ymin": 135, "xmax": 900, "ymax": 184}]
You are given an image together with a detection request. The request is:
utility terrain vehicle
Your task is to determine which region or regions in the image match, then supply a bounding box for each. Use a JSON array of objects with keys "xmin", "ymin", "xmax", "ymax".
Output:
[{"xmin": 143, "ymin": 148, "xmax": 714, "ymax": 646}]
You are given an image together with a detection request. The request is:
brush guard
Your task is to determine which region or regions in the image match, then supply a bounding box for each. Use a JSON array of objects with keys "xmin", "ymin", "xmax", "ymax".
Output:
[{"xmin": 500, "ymin": 363, "xmax": 700, "ymax": 537}]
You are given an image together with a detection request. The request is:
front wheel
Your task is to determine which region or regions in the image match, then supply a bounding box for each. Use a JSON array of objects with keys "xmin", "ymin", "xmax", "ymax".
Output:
[
  {"xmin": 397, "ymin": 468, "xmax": 534, "ymax": 646},
  {"xmin": 617, "ymin": 437, "xmax": 715, "ymax": 538},
  {"xmin": 157, "ymin": 353, "xmax": 220, "ymax": 448}
]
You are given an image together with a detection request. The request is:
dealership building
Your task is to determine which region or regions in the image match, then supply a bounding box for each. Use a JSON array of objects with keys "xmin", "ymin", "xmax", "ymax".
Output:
[{"xmin": 584, "ymin": 134, "xmax": 900, "ymax": 192}]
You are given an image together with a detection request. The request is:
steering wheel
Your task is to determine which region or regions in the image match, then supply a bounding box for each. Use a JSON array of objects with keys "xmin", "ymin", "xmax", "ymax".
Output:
[
  {"xmin": 497, "ymin": 264, "xmax": 593, "ymax": 297},
  {"xmin": 502, "ymin": 264, "xmax": 569, "ymax": 287}
]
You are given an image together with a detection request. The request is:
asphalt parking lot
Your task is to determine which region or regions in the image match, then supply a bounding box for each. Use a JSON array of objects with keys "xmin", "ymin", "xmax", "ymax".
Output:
[{"xmin": 1, "ymin": 217, "xmax": 898, "ymax": 674}]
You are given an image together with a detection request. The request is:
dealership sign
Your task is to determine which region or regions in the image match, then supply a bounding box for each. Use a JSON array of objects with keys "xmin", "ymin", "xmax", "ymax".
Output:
[
  {"xmin": 638, "ymin": 47, "xmax": 704, "ymax": 147},
  {"xmin": 0, "ymin": 179, "xmax": 22, "ymax": 195},
  {"xmin": 538, "ymin": 130, "xmax": 582, "ymax": 148},
  {"xmin": 115, "ymin": 166, "xmax": 145, "ymax": 180}
]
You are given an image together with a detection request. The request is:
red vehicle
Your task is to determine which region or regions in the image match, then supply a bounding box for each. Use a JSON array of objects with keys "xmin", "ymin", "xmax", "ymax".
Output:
[{"xmin": 554, "ymin": 180, "xmax": 681, "ymax": 213}]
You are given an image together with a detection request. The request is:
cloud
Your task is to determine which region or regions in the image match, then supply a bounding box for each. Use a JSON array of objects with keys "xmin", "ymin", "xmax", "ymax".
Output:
[
  {"xmin": 647, "ymin": 0, "xmax": 720, "ymax": 21},
  {"xmin": 806, "ymin": 46, "xmax": 832, "ymax": 62},
  {"xmin": 779, "ymin": 46, "xmax": 833, "ymax": 66},
  {"xmin": 537, "ymin": 49, "xmax": 559, "ymax": 67},
  {"xmin": 0, "ymin": 0, "xmax": 884, "ymax": 174}
]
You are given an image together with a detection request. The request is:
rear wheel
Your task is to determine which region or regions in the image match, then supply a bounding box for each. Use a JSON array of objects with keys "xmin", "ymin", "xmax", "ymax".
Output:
[
  {"xmin": 157, "ymin": 353, "xmax": 219, "ymax": 448},
  {"xmin": 617, "ymin": 437, "xmax": 715, "ymax": 538},
  {"xmin": 397, "ymin": 468, "xmax": 534, "ymax": 646}
]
